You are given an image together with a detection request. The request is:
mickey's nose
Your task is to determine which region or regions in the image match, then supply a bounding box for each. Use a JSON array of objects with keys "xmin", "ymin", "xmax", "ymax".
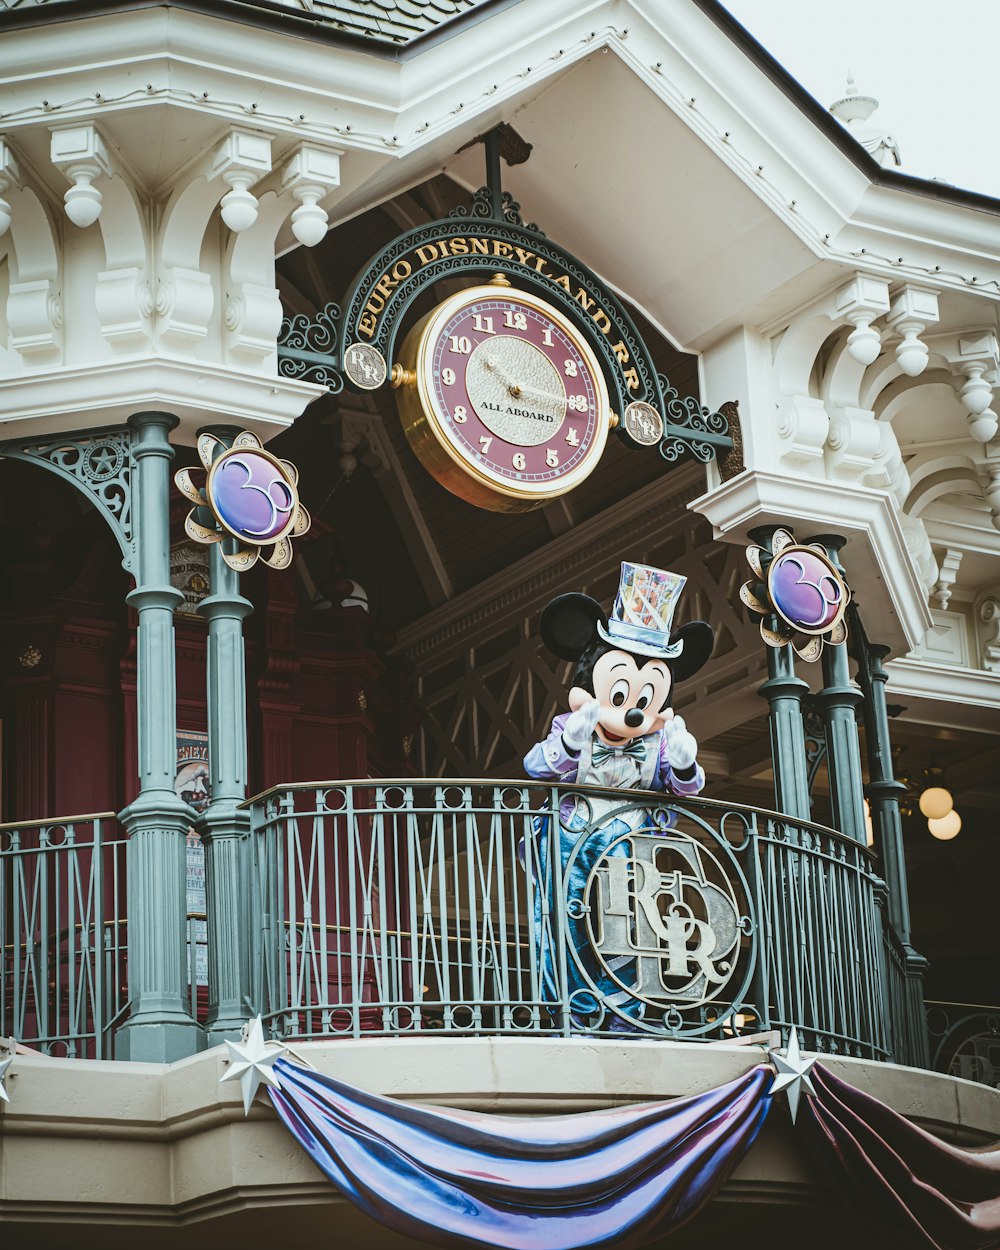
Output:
[{"xmin": 624, "ymin": 708, "xmax": 644, "ymax": 729}]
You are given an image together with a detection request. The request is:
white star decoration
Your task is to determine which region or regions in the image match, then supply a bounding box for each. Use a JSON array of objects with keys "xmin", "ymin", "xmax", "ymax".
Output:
[
  {"xmin": 0, "ymin": 1054, "xmax": 13, "ymax": 1104},
  {"xmin": 219, "ymin": 1017, "xmax": 285, "ymax": 1116},
  {"xmin": 768, "ymin": 1027, "xmax": 818, "ymax": 1124}
]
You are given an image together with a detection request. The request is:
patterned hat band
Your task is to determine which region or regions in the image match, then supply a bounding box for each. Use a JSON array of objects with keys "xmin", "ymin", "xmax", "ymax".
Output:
[{"xmin": 597, "ymin": 618, "xmax": 684, "ymax": 659}]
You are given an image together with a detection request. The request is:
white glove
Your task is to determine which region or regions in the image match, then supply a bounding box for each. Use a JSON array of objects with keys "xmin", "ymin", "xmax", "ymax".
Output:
[
  {"xmin": 562, "ymin": 699, "xmax": 601, "ymax": 752},
  {"xmin": 665, "ymin": 715, "xmax": 698, "ymax": 772}
]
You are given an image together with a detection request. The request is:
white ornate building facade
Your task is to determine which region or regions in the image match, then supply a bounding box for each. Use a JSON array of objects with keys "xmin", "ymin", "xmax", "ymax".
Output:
[{"xmin": 0, "ymin": 0, "xmax": 997, "ymax": 1245}]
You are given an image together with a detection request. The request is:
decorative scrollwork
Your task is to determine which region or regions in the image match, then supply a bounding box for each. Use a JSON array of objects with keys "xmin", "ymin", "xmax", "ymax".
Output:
[
  {"xmin": 279, "ymin": 303, "xmax": 341, "ymax": 354},
  {"xmin": 803, "ymin": 703, "xmax": 828, "ymax": 795},
  {"xmin": 449, "ymin": 186, "xmax": 496, "ymax": 222},
  {"xmin": 0, "ymin": 429, "xmax": 136, "ymax": 573},
  {"xmin": 276, "ymin": 356, "xmax": 345, "ymax": 392},
  {"xmin": 660, "ymin": 436, "xmax": 715, "ymax": 465},
  {"xmin": 276, "ymin": 302, "xmax": 345, "ymax": 393},
  {"xmin": 448, "ymin": 186, "xmax": 544, "ymax": 234},
  {"xmin": 655, "ymin": 379, "xmax": 731, "ymax": 467}
]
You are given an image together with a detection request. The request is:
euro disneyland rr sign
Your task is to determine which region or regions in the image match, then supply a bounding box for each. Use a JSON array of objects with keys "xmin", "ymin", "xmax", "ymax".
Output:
[{"xmin": 278, "ymin": 125, "xmax": 732, "ymax": 512}]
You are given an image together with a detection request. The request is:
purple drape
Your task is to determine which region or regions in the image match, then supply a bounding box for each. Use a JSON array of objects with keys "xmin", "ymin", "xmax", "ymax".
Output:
[
  {"xmin": 800, "ymin": 1064, "xmax": 1000, "ymax": 1250},
  {"xmin": 266, "ymin": 1057, "xmax": 772, "ymax": 1249}
]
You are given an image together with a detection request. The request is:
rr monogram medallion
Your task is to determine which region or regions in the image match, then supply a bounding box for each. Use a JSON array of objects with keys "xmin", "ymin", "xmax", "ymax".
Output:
[
  {"xmin": 589, "ymin": 832, "xmax": 742, "ymax": 1008},
  {"xmin": 561, "ymin": 816, "xmax": 756, "ymax": 1036}
]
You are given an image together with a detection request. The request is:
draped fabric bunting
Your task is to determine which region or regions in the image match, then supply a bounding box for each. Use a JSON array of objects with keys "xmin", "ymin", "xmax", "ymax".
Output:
[
  {"xmin": 266, "ymin": 1057, "xmax": 773, "ymax": 1250},
  {"xmin": 800, "ymin": 1064, "xmax": 1000, "ymax": 1250}
]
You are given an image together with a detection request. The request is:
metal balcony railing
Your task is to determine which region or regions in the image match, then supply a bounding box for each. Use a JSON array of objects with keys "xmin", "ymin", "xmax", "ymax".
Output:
[
  {"xmin": 244, "ymin": 780, "xmax": 897, "ymax": 1060},
  {"xmin": 0, "ymin": 788, "xmax": 961, "ymax": 1073},
  {"xmin": 927, "ymin": 1000, "xmax": 1000, "ymax": 1088},
  {"xmin": 0, "ymin": 813, "xmax": 128, "ymax": 1058}
]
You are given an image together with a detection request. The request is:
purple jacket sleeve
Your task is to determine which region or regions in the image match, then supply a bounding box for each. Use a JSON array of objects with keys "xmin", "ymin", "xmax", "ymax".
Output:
[
  {"xmin": 523, "ymin": 713, "xmax": 580, "ymax": 782},
  {"xmin": 655, "ymin": 730, "xmax": 705, "ymax": 796}
]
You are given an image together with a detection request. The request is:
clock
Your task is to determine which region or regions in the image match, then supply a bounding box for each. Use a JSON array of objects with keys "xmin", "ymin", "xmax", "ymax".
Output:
[{"xmin": 391, "ymin": 276, "xmax": 612, "ymax": 512}]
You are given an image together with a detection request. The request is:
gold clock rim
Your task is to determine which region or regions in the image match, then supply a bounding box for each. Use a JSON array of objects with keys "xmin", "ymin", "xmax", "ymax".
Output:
[
  {"xmin": 406, "ymin": 282, "xmax": 612, "ymax": 505},
  {"xmin": 205, "ymin": 444, "xmax": 302, "ymax": 548}
]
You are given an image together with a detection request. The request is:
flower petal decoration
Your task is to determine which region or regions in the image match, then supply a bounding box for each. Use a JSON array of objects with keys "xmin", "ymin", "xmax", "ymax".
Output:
[
  {"xmin": 739, "ymin": 581, "xmax": 769, "ymax": 616},
  {"xmin": 174, "ymin": 430, "xmax": 310, "ymax": 572},
  {"xmin": 740, "ymin": 528, "xmax": 851, "ymax": 661}
]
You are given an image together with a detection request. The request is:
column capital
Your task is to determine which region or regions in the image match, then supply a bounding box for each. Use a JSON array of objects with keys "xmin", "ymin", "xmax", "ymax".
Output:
[
  {"xmin": 806, "ymin": 532, "xmax": 848, "ymax": 557},
  {"xmin": 127, "ymin": 583, "xmax": 185, "ymax": 613},
  {"xmin": 195, "ymin": 802, "xmax": 251, "ymax": 842},
  {"xmin": 119, "ymin": 790, "xmax": 195, "ymax": 835},
  {"xmin": 128, "ymin": 409, "xmax": 181, "ymax": 435},
  {"xmin": 758, "ymin": 672, "xmax": 810, "ymax": 698},
  {"xmin": 865, "ymin": 778, "xmax": 907, "ymax": 802},
  {"xmin": 198, "ymin": 590, "xmax": 254, "ymax": 623}
]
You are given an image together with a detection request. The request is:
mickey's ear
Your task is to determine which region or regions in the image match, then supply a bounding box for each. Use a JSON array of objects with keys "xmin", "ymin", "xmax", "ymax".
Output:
[
  {"xmin": 670, "ymin": 622, "xmax": 715, "ymax": 683},
  {"xmin": 539, "ymin": 593, "xmax": 606, "ymax": 662}
]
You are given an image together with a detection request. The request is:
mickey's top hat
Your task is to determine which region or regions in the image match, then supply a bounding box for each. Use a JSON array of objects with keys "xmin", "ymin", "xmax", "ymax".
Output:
[
  {"xmin": 539, "ymin": 561, "xmax": 715, "ymax": 683},
  {"xmin": 597, "ymin": 562, "xmax": 686, "ymax": 659}
]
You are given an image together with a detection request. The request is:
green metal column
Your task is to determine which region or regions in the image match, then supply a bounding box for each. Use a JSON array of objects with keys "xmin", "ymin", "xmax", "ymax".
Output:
[
  {"xmin": 850, "ymin": 613, "xmax": 929, "ymax": 1065},
  {"xmin": 749, "ymin": 526, "xmax": 811, "ymax": 822},
  {"xmin": 851, "ymin": 629, "xmax": 911, "ymax": 937},
  {"xmin": 811, "ymin": 536, "xmax": 866, "ymax": 844},
  {"xmin": 117, "ymin": 411, "xmax": 204, "ymax": 1061},
  {"xmin": 196, "ymin": 426, "xmax": 254, "ymax": 1044}
]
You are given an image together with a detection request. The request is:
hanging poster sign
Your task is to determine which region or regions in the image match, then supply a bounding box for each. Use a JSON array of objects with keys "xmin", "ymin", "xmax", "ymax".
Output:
[{"xmin": 176, "ymin": 731, "xmax": 210, "ymax": 989}]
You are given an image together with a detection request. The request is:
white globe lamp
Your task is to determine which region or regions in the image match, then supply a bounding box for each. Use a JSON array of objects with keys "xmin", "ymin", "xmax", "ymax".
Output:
[
  {"xmin": 928, "ymin": 810, "xmax": 961, "ymax": 841},
  {"xmin": 918, "ymin": 786, "xmax": 953, "ymax": 820}
]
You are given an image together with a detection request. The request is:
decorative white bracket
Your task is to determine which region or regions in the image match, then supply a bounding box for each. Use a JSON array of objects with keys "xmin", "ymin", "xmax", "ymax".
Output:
[
  {"xmin": 977, "ymin": 594, "xmax": 1000, "ymax": 673},
  {"xmin": 835, "ymin": 273, "xmax": 890, "ymax": 366},
  {"xmin": 953, "ymin": 332, "xmax": 999, "ymax": 444},
  {"xmin": 932, "ymin": 548, "xmax": 963, "ymax": 610},
  {"xmin": 50, "ymin": 123, "xmax": 113, "ymax": 228},
  {"xmin": 983, "ymin": 450, "xmax": 1000, "ymax": 533},
  {"xmin": 210, "ymin": 128, "xmax": 273, "ymax": 233},
  {"xmin": 282, "ymin": 144, "xmax": 342, "ymax": 248},
  {"xmin": 886, "ymin": 285, "xmax": 939, "ymax": 377},
  {"xmin": 0, "ymin": 138, "xmax": 20, "ymax": 236}
]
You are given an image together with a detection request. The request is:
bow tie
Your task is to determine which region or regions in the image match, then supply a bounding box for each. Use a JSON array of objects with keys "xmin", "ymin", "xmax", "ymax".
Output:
[{"xmin": 592, "ymin": 737, "xmax": 646, "ymax": 767}]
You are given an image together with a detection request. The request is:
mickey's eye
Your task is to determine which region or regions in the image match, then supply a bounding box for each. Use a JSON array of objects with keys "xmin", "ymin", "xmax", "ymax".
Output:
[
  {"xmin": 635, "ymin": 683, "xmax": 655, "ymax": 711},
  {"xmin": 610, "ymin": 679, "xmax": 630, "ymax": 707}
]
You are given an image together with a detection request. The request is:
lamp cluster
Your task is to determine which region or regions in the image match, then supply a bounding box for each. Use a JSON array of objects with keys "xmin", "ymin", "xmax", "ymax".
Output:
[
  {"xmin": 892, "ymin": 755, "xmax": 962, "ymax": 842},
  {"xmin": 918, "ymin": 778, "xmax": 961, "ymax": 841}
]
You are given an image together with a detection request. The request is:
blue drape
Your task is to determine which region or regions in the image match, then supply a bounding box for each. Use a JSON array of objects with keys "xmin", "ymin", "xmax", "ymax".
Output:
[{"xmin": 266, "ymin": 1056, "xmax": 772, "ymax": 1249}]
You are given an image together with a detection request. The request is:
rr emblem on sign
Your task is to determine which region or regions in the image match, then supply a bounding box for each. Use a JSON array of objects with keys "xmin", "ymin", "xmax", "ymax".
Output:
[{"xmin": 589, "ymin": 832, "xmax": 742, "ymax": 1007}]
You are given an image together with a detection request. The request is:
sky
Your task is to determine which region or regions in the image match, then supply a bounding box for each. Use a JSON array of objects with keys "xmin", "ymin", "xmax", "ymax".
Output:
[{"xmin": 721, "ymin": 0, "xmax": 1000, "ymax": 199}]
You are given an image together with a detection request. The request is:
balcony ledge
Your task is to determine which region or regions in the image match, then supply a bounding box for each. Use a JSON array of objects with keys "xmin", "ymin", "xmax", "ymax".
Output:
[{"xmin": 1, "ymin": 1036, "xmax": 997, "ymax": 1247}]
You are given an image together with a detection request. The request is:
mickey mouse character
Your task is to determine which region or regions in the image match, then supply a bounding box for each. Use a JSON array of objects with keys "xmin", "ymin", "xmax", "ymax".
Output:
[{"xmin": 523, "ymin": 562, "xmax": 714, "ymax": 1029}]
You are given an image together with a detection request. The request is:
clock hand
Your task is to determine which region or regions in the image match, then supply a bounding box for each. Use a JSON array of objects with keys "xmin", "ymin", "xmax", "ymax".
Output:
[
  {"xmin": 483, "ymin": 355, "xmax": 565, "ymax": 407},
  {"xmin": 482, "ymin": 353, "xmax": 521, "ymax": 396},
  {"xmin": 513, "ymin": 381, "xmax": 567, "ymax": 407}
]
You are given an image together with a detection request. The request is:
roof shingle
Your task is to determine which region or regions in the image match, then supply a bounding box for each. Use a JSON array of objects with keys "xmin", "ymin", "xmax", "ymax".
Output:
[{"xmin": 0, "ymin": 0, "xmax": 494, "ymax": 44}]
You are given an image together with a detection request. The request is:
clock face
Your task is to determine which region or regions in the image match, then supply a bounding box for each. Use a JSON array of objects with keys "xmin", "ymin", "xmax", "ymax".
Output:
[{"xmin": 397, "ymin": 283, "xmax": 611, "ymax": 511}]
